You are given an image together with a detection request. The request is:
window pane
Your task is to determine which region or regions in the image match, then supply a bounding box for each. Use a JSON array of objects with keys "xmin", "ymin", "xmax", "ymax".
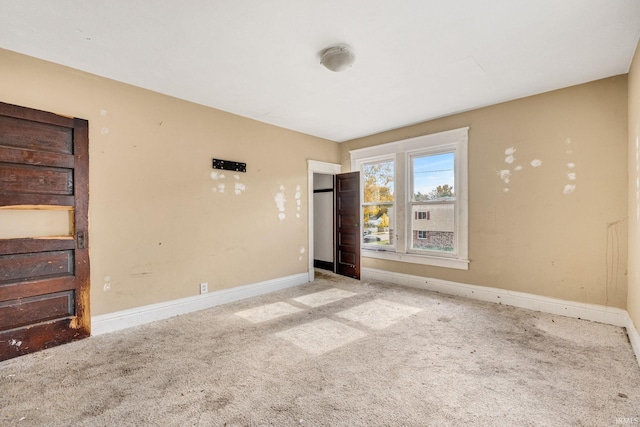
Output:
[
  {"xmin": 412, "ymin": 152, "xmax": 454, "ymax": 201},
  {"xmin": 364, "ymin": 161, "xmax": 394, "ymax": 203},
  {"xmin": 411, "ymin": 203, "xmax": 454, "ymax": 252},
  {"xmin": 363, "ymin": 204, "xmax": 394, "ymax": 247}
]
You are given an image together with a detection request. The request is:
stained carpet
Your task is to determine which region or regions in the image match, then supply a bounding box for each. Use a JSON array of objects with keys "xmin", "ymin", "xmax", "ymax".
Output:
[{"xmin": 1, "ymin": 270, "xmax": 639, "ymax": 426}]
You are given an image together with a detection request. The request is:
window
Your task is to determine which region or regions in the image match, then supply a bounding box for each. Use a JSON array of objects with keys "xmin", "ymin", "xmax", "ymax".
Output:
[
  {"xmin": 350, "ymin": 127, "xmax": 469, "ymax": 270},
  {"xmin": 415, "ymin": 211, "xmax": 429, "ymax": 220}
]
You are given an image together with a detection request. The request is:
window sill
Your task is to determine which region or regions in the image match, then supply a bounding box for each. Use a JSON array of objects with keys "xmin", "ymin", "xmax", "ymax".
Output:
[{"xmin": 362, "ymin": 248, "xmax": 469, "ymax": 270}]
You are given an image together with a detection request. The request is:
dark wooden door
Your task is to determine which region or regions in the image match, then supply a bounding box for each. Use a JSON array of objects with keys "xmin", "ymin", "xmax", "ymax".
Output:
[
  {"xmin": 335, "ymin": 171, "xmax": 360, "ymax": 279},
  {"xmin": 0, "ymin": 102, "xmax": 90, "ymax": 361}
]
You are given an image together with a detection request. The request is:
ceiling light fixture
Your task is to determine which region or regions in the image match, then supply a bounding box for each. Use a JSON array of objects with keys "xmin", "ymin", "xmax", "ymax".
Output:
[{"xmin": 320, "ymin": 45, "xmax": 356, "ymax": 72}]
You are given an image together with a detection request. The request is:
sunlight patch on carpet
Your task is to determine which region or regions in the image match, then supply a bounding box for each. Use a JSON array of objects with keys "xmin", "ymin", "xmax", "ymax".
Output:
[
  {"xmin": 274, "ymin": 318, "xmax": 367, "ymax": 355},
  {"xmin": 292, "ymin": 288, "xmax": 357, "ymax": 307},
  {"xmin": 234, "ymin": 302, "xmax": 302, "ymax": 323},
  {"xmin": 336, "ymin": 299, "xmax": 422, "ymax": 330}
]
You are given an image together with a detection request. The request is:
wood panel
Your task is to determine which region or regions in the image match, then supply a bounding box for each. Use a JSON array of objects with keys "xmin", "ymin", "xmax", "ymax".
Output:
[
  {"xmin": 338, "ymin": 249, "xmax": 357, "ymax": 266},
  {"xmin": 0, "ymin": 291, "xmax": 73, "ymax": 330},
  {"xmin": 0, "ymin": 145, "xmax": 75, "ymax": 168},
  {"xmin": 0, "ymin": 115, "xmax": 73, "ymax": 154},
  {"xmin": 0, "ymin": 238, "xmax": 75, "ymax": 256},
  {"xmin": 0, "ymin": 102, "xmax": 74, "ymax": 128},
  {"xmin": 338, "ymin": 231, "xmax": 357, "ymax": 247},
  {"xmin": 0, "ymin": 276, "xmax": 76, "ymax": 301},
  {"xmin": 0, "ymin": 193, "xmax": 74, "ymax": 207},
  {"xmin": 0, "ymin": 318, "xmax": 88, "ymax": 360},
  {"xmin": 0, "ymin": 250, "xmax": 74, "ymax": 284},
  {"xmin": 338, "ymin": 212, "xmax": 358, "ymax": 230},
  {"xmin": 0, "ymin": 163, "xmax": 73, "ymax": 195}
]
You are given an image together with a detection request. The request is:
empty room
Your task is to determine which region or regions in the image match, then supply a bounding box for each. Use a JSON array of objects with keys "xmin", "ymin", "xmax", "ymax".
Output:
[{"xmin": 1, "ymin": 1, "xmax": 640, "ymax": 425}]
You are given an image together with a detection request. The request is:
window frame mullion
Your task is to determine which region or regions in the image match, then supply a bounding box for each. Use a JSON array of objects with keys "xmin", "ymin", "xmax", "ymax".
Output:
[{"xmin": 395, "ymin": 152, "xmax": 407, "ymax": 254}]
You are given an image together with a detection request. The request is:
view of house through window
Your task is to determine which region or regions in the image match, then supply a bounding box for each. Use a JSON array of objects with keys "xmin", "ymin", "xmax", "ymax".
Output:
[
  {"xmin": 411, "ymin": 152, "xmax": 455, "ymax": 253},
  {"xmin": 362, "ymin": 160, "xmax": 394, "ymax": 247}
]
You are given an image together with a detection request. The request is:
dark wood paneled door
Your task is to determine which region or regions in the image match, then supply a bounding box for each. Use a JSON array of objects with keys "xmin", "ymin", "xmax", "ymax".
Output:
[
  {"xmin": 0, "ymin": 102, "xmax": 90, "ymax": 361},
  {"xmin": 335, "ymin": 171, "xmax": 360, "ymax": 279}
]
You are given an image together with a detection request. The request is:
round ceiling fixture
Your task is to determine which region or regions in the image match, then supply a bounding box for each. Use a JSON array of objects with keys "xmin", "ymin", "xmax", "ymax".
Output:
[{"xmin": 320, "ymin": 45, "xmax": 356, "ymax": 72}]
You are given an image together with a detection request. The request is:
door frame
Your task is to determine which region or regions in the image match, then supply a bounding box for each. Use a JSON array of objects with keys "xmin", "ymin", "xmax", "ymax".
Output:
[{"xmin": 307, "ymin": 160, "xmax": 342, "ymax": 282}]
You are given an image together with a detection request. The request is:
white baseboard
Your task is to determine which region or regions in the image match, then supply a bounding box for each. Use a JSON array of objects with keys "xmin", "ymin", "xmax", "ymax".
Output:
[
  {"xmin": 91, "ymin": 273, "xmax": 309, "ymax": 336},
  {"xmin": 625, "ymin": 314, "xmax": 640, "ymax": 367},
  {"xmin": 362, "ymin": 267, "xmax": 640, "ymax": 365}
]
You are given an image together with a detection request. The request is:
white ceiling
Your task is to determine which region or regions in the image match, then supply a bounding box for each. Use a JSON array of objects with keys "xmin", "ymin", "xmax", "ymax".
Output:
[{"xmin": 0, "ymin": 1, "xmax": 639, "ymax": 142}]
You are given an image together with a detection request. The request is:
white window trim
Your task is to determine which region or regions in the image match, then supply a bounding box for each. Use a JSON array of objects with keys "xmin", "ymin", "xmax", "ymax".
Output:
[{"xmin": 350, "ymin": 127, "xmax": 469, "ymax": 270}]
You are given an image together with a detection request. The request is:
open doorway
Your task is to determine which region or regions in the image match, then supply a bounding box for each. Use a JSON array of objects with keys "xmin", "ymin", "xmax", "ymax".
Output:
[
  {"xmin": 307, "ymin": 161, "xmax": 341, "ymax": 282},
  {"xmin": 313, "ymin": 173, "xmax": 334, "ymax": 272},
  {"xmin": 307, "ymin": 161, "xmax": 361, "ymax": 282}
]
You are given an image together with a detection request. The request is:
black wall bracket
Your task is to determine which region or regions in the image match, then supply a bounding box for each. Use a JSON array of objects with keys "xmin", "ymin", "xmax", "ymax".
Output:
[{"xmin": 212, "ymin": 158, "xmax": 246, "ymax": 173}]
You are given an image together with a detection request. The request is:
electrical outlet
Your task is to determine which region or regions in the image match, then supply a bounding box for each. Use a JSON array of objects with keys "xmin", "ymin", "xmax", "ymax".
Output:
[{"xmin": 200, "ymin": 282, "xmax": 208, "ymax": 294}]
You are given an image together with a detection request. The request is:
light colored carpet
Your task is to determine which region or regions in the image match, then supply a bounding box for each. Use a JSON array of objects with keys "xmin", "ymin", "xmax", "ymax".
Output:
[{"xmin": 1, "ymin": 270, "xmax": 639, "ymax": 426}]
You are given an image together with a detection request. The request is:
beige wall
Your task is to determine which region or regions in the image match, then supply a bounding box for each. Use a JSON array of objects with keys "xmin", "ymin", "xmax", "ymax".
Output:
[
  {"xmin": 0, "ymin": 48, "xmax": 339, "ymax": 316},
  {"xmin": 628, "ymin": 40, "xmax": 640, "ymax": 329},
  {"xmin": 342, "ymin": 76, "xmax": 629, "ymax": 308}
]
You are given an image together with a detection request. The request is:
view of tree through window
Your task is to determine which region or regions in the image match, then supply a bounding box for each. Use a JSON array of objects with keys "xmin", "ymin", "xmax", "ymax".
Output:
[
  {"xmin": 411, "ymin": 152, "xmax": 455, "ymax": 252},
  {"xmin": 362, "ymin": 160, "xmax": 394, "ymax": 247}
]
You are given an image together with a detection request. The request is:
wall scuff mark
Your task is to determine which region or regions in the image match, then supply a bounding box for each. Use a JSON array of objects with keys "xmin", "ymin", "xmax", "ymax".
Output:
[
  {"xmin": 505, "ymin": 147, "xmax": 516, "ymax": 164},
  {"xmin": 562, "ymin": 138, "xmax": 577, "ymax": 195},
  {"xmin": 605, "ymin": 220, "xmax": 623, "ymax": 306},
  {"xmin": 274, "ymin": 186, "xmax": 286, "ymax": 221},
  {"xmin": 210, "ymin": 171, "xmax": 226, "ymax": 193},
  {"xmin": 635, "ymin": 128, "xmax": 640, "ymax": 221},
  {"xmin": 99, "ymin": 109, "xmax": 110, "ymax": 137},
  {"xmin": 210, "ymin": 172, "xmax": 246, "ymax": 195},
  {"xmin": 498, "ymin": 138, "xmax": 576, "ymax": 195},
  {"xmin": 295, "ymin": 185, "xmax": 302, "ymax": 218},
  {"xmin": 498, "ymin": 147, "xmax": 529, "ymax": 192},
  {"xmin": 210, "ymin": 171, "xmax": 225, "ymax": 180},
  {"xmin": 498, "ymin": 169, "xmax": 511, "ymax": 184},
  {"xmin": 235, "ymin": 182, "xmax": 246, "ymax": 195},
  {"xmin": 234, "ymin": 175, "xmax": 247, "ymax": 195},
  {"xmin": 498, "ymin": 168, "xmax": 511, "ymax": 192},
  {"xmin": 129, "ymin": 264, "xmax": 153, "ymax": 278}
]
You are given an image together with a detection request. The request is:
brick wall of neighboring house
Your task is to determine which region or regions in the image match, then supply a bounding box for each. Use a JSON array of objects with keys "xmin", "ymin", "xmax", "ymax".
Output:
[{"xmin": 412, "ymin": 230, "xmax": 453, "ymax": 250}]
